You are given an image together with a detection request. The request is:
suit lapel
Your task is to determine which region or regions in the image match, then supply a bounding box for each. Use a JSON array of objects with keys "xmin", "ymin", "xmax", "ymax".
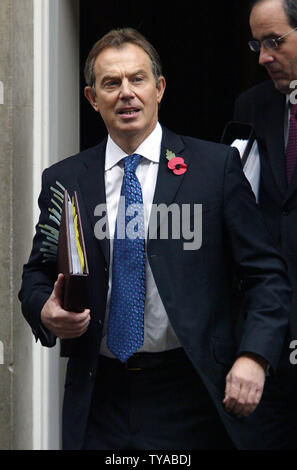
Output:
[
  {"xmin": 285, "ymin": 163, "xmax": 297, "ymax": 203},
  {"xmin": 263, "ymin": 89, "xmax": 287, "ymax": 198},
  {"xmin": 148, "ymin": 128, "xmax": 188, "ymax": 242},
  {"xmin": 77, "ymin": 140, "xmax": 110, "ymax": 266}
]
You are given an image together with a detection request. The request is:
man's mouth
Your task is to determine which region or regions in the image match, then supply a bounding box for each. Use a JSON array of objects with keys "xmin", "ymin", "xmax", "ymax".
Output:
[
  {"xmin": 117, "ymin": 108, "xmax": 140, "ymax": 117},
  {"xmin": 267, "ymin": 68, "xmax": 283, "ymax": 77}
]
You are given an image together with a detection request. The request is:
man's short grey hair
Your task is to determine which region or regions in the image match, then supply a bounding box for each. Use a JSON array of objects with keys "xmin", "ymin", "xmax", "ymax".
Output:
[
  {"xmin": 284, "ymin": 0, "xmax": 297, "ymax": 27},
  {"xmin": 84, "ymin": 27, "xmax": 163, "ymax": 90},
  {"xmin": 250, "ymin": 0, "xmax": 297, "ymax": 28}
]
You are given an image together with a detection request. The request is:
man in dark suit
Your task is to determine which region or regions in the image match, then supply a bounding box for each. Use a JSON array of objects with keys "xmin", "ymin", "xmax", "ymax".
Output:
[
  {"xmin": 19, "ymin": 27, "xmax": 291, "ymax": 450},
  {"xmin": 234, "ymin": 0, "xmax": 297, "ymax": 449}
]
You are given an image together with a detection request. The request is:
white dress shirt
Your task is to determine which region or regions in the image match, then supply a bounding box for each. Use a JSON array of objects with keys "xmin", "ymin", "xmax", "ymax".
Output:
[{"xmin": 100, "ymin": 122, "xmax": 180, "ymax": 358}]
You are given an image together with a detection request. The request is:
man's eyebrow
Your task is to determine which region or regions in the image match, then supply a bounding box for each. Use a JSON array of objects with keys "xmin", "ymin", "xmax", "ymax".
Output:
[
  {"xmin": 101, "ymin": 70, "xmax": 148, "ymax": 82},
  {"xmin": 101, "ymin": 74, "xmax": 119, "ymax": 83},
  {"xmin": 263, "ymin": 32, "xmax": 279, "ymax": 39},
  {"xmin": 254, "ymin": 32, "xmax": 280, "ymax": 41},
  {"xmin": 133, "ymin": 69, "xmax": 148, "ymax": 75}
]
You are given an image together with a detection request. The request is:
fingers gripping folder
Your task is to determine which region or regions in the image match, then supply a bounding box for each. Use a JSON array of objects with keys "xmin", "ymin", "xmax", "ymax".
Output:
[
  {"xmin": 57, "ymin": 190, "xmax": 89, "ymax": 356},
  {"xmin": 221, "ymin": 121, "xmax": 261, "ymax": 202}
]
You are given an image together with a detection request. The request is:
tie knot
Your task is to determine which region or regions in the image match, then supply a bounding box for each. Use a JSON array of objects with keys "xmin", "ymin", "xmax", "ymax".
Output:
[{"xmin": 124, "ymin": 154, "xmax": 142, "ymax": 173}]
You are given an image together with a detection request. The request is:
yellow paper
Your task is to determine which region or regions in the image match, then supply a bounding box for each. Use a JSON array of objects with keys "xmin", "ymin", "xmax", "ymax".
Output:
[{"xmin": 72, "ymin": 198, "xmax": 85, "ymax": 272}]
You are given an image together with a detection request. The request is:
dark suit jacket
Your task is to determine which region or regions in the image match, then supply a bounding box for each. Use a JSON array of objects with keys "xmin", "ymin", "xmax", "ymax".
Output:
[
  {"xmin": 19, "ymin": 126, "xmax": 291, "ymax": 449},
  {"xmin": 234, "ymin": 80, "xmax": 297, "ymax": 338}
]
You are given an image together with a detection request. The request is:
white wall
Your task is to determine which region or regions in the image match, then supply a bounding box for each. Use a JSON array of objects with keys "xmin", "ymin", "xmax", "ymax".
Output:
[{"xmin": 33, "ymin": 0, "xmax": 79, "ymax": 450}]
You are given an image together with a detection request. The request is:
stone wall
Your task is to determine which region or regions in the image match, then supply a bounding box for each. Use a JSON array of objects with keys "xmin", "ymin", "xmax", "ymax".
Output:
[{"xmin": 0, "ymin": 0, "xmax": 34, "ymax": 450}]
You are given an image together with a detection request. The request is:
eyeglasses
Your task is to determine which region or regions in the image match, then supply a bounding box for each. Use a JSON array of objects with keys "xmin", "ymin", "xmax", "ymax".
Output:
[{"xmin": 248, "ymin": 26, "xmax": 297, "ymax": 52}]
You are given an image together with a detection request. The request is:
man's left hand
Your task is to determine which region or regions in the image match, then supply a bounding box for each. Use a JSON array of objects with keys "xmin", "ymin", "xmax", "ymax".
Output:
[{"xmin": 223, "ymin": 354, "xmax": 266, "ymax": 418}]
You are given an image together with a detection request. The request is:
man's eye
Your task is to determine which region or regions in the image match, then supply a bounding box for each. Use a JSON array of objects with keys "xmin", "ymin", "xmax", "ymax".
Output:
[
  {"xmin": 105, "ymin": 81, "xmax": 119, "ymax": 88},
  {"xmin": 133, "ymin": 77, "xmax": 143, "ymax": 83}
]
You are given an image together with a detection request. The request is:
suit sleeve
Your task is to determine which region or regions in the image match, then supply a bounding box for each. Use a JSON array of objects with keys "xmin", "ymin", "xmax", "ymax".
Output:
[
  {"xmin": 18, "ymin": 169, "xmax": 57, "ymax": 347},
  {"xmin": 223, "ymin": 147, "xmax": 291, "ymax": 371}
]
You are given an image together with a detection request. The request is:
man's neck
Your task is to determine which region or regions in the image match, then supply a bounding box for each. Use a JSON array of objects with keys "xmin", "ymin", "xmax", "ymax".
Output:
[
  {"xmin": 110, "ymin": 123, "xmax": 158, "ymax": 155},
  {"xmin": 114, "ymin": 138, "xmax": 143, "ymax": 155}
]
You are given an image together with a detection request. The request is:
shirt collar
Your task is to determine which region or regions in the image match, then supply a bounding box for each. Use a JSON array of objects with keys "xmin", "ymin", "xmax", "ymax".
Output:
[
  {"xmin": 286, "ymin": 94, "xmax": 291, "ymax": 107},
  {"xmin": 105, "ymin": 122, "xmax": 162, "ymax": 171}
]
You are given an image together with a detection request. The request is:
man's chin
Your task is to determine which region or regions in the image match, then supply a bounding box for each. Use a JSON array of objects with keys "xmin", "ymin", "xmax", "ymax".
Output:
[
  {"xmin": 272, "ymin": 78, "xmax": 291, "ymax": 95},
  {"xmin": 117, "ymin": 120, "xmax": 142, "ymax": 133}
]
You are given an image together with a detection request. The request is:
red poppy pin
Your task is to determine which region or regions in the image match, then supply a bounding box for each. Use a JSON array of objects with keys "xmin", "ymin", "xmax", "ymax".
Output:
[{"xmin": 166, "ymin": 149, "xmax": 187, "ymax": 175}]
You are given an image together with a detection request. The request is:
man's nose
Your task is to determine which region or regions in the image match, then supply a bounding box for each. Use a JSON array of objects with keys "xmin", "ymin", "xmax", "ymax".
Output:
[
  {"xmin": 259, "ymin": 45, "xmax": 274, "ymax": 66},
  {"xmin": 119, "ymin": 79, "xmax": 135, "ymax": 99}
]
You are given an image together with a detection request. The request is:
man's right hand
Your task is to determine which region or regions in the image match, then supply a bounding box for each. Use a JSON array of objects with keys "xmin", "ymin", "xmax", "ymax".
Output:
[{"xmin": 41, "ymin": 273, "xmax": 91, "ymax": 339}]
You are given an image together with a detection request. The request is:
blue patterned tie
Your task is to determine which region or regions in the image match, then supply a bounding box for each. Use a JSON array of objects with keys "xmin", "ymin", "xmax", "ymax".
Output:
[{"xmin": 107, "ymin": 154, "xmax": 146, "ymax": 362}]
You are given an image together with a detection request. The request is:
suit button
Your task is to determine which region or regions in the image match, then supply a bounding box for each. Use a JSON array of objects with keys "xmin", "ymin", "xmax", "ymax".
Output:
[
  {"xmin": 98, "ymin": 320, "xmax": 102, "ymax": 326},
  {"xmin": 282, "ymin": 211, "xmax": 289, "ymax": 216}
]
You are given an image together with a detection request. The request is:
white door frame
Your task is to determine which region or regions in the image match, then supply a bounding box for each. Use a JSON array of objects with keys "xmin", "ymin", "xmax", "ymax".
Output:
[{"xmin": 33, "ymin": 0, "xmax": 80, "ymax": 450}]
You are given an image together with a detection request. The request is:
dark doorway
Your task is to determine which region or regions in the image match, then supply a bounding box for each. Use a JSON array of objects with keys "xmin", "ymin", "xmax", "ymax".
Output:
[{"xmin": 80, "ymin": 1, "xmax": 267, "ymax": 150}]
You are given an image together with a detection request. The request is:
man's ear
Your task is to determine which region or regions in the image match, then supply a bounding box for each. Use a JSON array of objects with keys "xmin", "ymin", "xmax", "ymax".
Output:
[
  {"xmin": 84, "ymin": 86, "xmax": 100, "ymax": 112},
  {"xmin": 156, "ymin": 76, "xmax": 166, "ymax": 104}
]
